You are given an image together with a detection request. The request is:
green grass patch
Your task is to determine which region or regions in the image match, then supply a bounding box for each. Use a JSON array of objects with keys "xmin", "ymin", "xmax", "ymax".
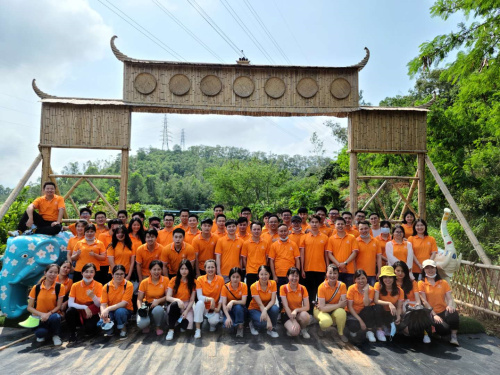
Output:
[{"xmin": 458, "ymin": 316, "xmax": 485, "ymax": 334}]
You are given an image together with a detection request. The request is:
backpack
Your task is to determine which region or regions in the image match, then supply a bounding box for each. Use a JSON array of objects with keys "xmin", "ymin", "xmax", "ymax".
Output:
[{"xmin": 34, "ymin": 282, "xmax": 61, "ymax": 309}]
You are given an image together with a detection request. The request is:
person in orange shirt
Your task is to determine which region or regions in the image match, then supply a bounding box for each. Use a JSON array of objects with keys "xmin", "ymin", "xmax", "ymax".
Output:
[
  {"xmin": 326, "ymin": 217, "xmax": 359, "ymax": 287},
  {"xmin": 27, "ymin": 263, "xmax": 65, "ymax": 345},
  {"xmin": 184, "ymin": 214, "xmax": 201, "ymax": 244},
  {"xmin": 193, "ymin": 218, "xmax": 219, "ymax": 277},
  {"xmin": 161, "ymin": 228, "xmax": 196, "ymax": 278},
  {"xmin": 65, "ymin": 207, "xmax": 92, "ymax": 235},
  {"xmin": 297, "ymin": 207, "xmax": 309, "ymax": 232},
  {"xmin": 248, "ymin": 265, "xmax": 279, "ymax": 338},
  {"xmin": 100, "ymin": 265, "xmax": 134, "ymax": 339},
  {"xmin": 107, "ymin": 225, "xmax": 135, "ymax": 280},
  {"xmin": 374, "ymin": 266, "xmax": 404, "ymax": 342},
  {"xmin": 221, "ymin": 267, "xmax": 248, "ymax": 337},
  {"xmin": 356, "ymin": 221, "xmax": 382, "ymax": 286},
  {"xmin": 345, "ymin": 269, "xmax": 378, "ymax": 343},
  {"xmin": 94, "ymin": 211, "xmax": 108, "ymax": 238},
  {"xmin": 136, "ymin": 228, "xmax": 164, "ymax": 282},
  {"xmin": 148, "ymin": 216, "xmax": 161, "ymax": 231},
  {"xmin": 327, "ymin": 208, "xmax": 340, "ymax": 226},
  {"xmin": 313, "ymin": 264, "xmax": 348, "ymax": 342},
  {"xmin": 401, "ymin": 211, "xmax": 416, "ymax": 239},
  {"xmin": 214, "ymin": 214, "xmax": 227, "ymax": 237},
  {"xmin": 193, "ymin": 259, "xmax": 225, "ymax": 338},
  {"xmin": 128, "ymin": 217, "xmax": 146, "ymax": 251},
  {"xmin": 56, "ymin": 260, "xmax": 73, "ymax": 314},
  {"xmin": 289, "ymin": 215, "xmax": 304, "ymax": 247},
  {"xmin": 136, "ymin": 260, "xmax": 169, "ymax": 335},
  {"xmin": 314, "ymin": 207, "xmax": 333, "ymax": 237},
  {"xmin": 215, "ymin": 219, "xmax": 244, "ymax": 282},
  {"xmin": 98, "ymin": 219, "xmax": 121, "ymax": 283},
  {"xmin": 165, "ymin": 259, "xmax": 198, "ymax": 341},
  {"xmin": 67, "ymin": 263, "xmax": 103, "ymax": 342},
  {"xmin": 376, "ymin": 220, "xmax": 392, "ymax": 264},
  {"xmin": 67, "ymin": 220, "xmax": 87, "ymax": 264},
  {"xmin": 236, "ymin": 217, "xmax": 250, "ymax": 241},
  {"xmin": 240, "ymin": 207, "xmax": 252, "ymax": 235},
  {"xmin": 281, "ymin": 209, "xmax": 292, "ymax": 229},
  {"xmin": 261, "ymin": 211, "xmax": 271, "ymax": 233},
  {"xmin": 157, "ymin": 212, "xmax": 175, "ymax": 246},
  {"xmin": 369, "ymin": 213, "xmax": 382, "ymax": 237},
  {"xmin": 174, "ymin": 209, "xmax": 190, "ymax": 231},
  {"xmin": 342, "ymin": 211, "xmax": 360, "ymax": 238},
  {"xmin": 132, "ymin": 211, "xmax": 146, "ymax": 223},
  {"xmin": 354, "ymin": 210, "xmax": 367, "ymax": 230},
  {"xmin": 117, "ymin": 209, "xmax": 128, "ymax": 226},
  {"xmin": 211, "ymin": 204, "xmax": 224, "ymax": 233},
  {"xmin": 280, "ymin": 267, "xmax": 310, "ymax": 338},
  {"xmin": 262, "ymin": 214, "xmax": 279, "ymax": 243},
  {"xmin": 71, "ymin": 224, "xmax": 107, "ymax": 284},
  {"xmin": 385, "ymin": 225, "xmax": 414, "ymax": 279},
  {"xmin": 408, "ymin": 219, "xmax": 438, "ymax": 280},
  {"xmin": 419, "ymin": 259, "xmax": 460, "ymax": 346}
]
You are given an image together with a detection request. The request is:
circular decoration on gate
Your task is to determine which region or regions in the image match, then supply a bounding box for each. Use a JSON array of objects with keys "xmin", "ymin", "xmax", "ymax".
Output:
[
  {"xmin": 297, "ymin": 77, "xmax": 319, "ymax": 98},
  {"xmin": 169, "ymin": 74, "xmax": 191, "ymax": 96},
  {"xmin": 330, "ymin": 78, "xmax": 351, "ymax": 99},
  {"xmin": 200, "ymin": 75, "xmax": 222, "ymax": 96},
  {"xmin": 233, "ymin": 76, "xmax": 254, "ymax": 98},
  {"xmin": 264, "ymin": 77, "xmax": 286, "ymax": 99},
  {"xmin": 134, "ymin": 73, "xmax": 157, "ymax": 95}
]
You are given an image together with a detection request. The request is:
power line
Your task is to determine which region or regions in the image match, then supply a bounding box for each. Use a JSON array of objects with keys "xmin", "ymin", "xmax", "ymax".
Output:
[
  {"xmin": 0, "ymin": 120, "xmax": 36, "ymax": 129},
  {"xmin": 262, "ymin": 118, "xmax": 303, "ymax": 142},
  {"xmin": 0, "ymin": 105, "xmax": 38, "ymax": 116},
  {"xmin": 0, "ymin": 93, "xmax": 37, "ymax": 104},
  {"xmin": 160, "ymin": 114, "xmax": 173, "ymax": 150}
]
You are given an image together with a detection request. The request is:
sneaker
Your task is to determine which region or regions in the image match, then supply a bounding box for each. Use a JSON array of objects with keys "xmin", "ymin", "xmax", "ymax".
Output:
[
  {"xmin": 8, "ymin": 230, "xmax": 20, "ymax": 237},
  {"xmin": 194, "ymin": 329, "xmax": 201, "ymax": 339},
  {"xmin": 69, "ymin": 333, "xmax": 77, "ymax": 343},
  {"xmin": 383, "ymin": 326, "xmax": 391, "ymax": 336},
  {"xmin": 156, "ymin": 329, "xmax": 164, "ymax": 336},
  {"xmin": 376, "ymin": 329, "xmax": 387, "ymax": 342},
  {"xmin": 52, "ymin": 335, "xmax": 62, "ymax": 346},
  {"xmin": 366, "ymin": 331, "xmax": 376, "ymax": 343},
  {"xmin": 23, "ymin": 229, "xmax": 34, "ymax": 235},
  {"xmin": 36, "ymin": 337, "xmax": 45, "ymax": 343},
  {"xmin": 142, "ymin": 327, "xmax": 150, "ymax": 334},
  {"xmin": 339, "ymin": 334, "xmax": 349, "ymax": 343},
  {"xmin": 450, "ymin": 335, "xmax": 459, "ymax": 346},
  {"xmin": 209, "ymin": 325, "xmax": 217, "ymax": 332},
  {"xmin": 423, "ymin": 334, "xmax": 431, "ymax": 344},
  {"xmin": 267, "ymin": 329, "xmax": 279, "ymax": 338},
  {"xmin": 166, "ymin": 330, "xmax": 174, "ymax": 341},
  {"xmin": 236, "ymin": 326, "xmax": 244, "ymax": 338},
  {"xmin": 249, "ymin": 321, "xmax": 259, "ymax": 336},
  {"xmin": 300, "ymin": 329, "xmax": 310, "ymax": 339},
  {"xmin": 119, "ymin": 330, "xmax": 127, "ymax": 340}
]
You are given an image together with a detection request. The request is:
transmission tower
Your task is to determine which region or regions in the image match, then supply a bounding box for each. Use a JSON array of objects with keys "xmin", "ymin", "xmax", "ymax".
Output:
[
  {"xmin": 180, "ymin": 128, "xmax": 185, "ymax": 151},
  {"xmin": 161, "ymin": 114, "xmax": 172, "ymax": 150}
]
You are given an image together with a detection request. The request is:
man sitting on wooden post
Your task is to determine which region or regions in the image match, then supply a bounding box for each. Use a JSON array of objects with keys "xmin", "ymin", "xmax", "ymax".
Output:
[{"xmin": 9, "ymin": 182, "xmax": 65, "ymax": 236}]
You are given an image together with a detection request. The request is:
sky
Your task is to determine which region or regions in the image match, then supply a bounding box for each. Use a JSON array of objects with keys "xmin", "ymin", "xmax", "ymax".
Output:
[{"xmin": 0, "ymin": 0, "xmax": 464, "ymax": 188}]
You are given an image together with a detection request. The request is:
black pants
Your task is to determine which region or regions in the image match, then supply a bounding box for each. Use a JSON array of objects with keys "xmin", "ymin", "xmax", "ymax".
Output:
[
  {"xmin": 96, "ymin": 267, "xmax": 111, "ymax": 284},
  {"xmin": 304, "ymin": 271, "xmax": 325, "ymax": 311},
  {"xmin": 245, "ymin": 273, "xmax": 259, "ymax": 308},
  {"xmin": 168, "ymin": 302, "xmax": 182, "ymax": 329},
  {"xmin": 376, "ymin": 308, "xmax": 396, "ymax": 327},
  {"xmin": 73, "ymin": 272, "xmax": 82, "ymax": 283},
  {"xmin": 434, "ymin": 310, "xmax": 460, "ymax": 335},
  {"xmin": 18, "ymin": 211, "xmax": 62, "ymax": 235},
  {"xmin": 346, "ymin": 305, "xmax": 384, "ymax": 333},
  {"xmin": 66, "ymin": 307, "xmax": 99, "ymax": 334},
  {"xmin": 276, "ymin": 276, "xmax": 288, "ymax": 310}
]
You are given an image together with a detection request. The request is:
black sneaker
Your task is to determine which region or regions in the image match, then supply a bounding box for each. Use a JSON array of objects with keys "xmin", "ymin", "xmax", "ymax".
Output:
[{"xmin": 69, "ymin": 333, "xmax": 77, "ymax": 342}]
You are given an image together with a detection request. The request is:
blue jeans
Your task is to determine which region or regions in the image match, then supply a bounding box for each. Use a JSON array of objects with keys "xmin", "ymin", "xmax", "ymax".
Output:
[
  {"xmin": 109, "ymin": 308, "xmax": 131, "ymax": 329},
  {"xmin": 223, "ymin": 304, "xmax": 247, "ymax": 327},
  {"xmin": 248, "ymin": 305, "xmax": 279, "ymax": 330},
  {"xmin": 35, "ymin": 313, "xmax": 61, "ymax": 338}
]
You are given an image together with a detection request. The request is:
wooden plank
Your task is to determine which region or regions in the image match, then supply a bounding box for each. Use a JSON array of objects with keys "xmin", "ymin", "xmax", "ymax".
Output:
[
  {"xmin": 349, "ymin": 152, "xmax": 358, "ymax": 213},
  {"xmin": 425, "ymin": 155, "xmax": 491, "ymax": 265},
  {"xmin": 358, "ymin": 176, "xmax": 419, "ymax": 180},
  {"xmin": 361, "ymin": 180, "xmax": 387, "ymax": 211},
  {"xmin": 417, "ymin": 153, "xmax": 426, "ymax": 220},
  {"xmin": 85, "ymin": 178, "xmax": 117, "ymax": 216},
  {"xmin": 49, "ymin": 174, "xmax": 121, "ymax": 179}
]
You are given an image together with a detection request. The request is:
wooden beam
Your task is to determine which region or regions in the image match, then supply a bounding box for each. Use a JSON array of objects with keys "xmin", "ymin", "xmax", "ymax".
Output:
[
  {"xmin": 417, "ymin": 153, "xmax": 426, "ymax": 220},
  {"xmin": 363, "ymin": 181, "xmax": 388, "ymax": 219},
  {"xmin": 40, "ymin": 147, "xmax": 51, "ymax": 195},
  {"xmin": 85, "ymin": 178, "xmax": 117, "ymax": 216},
  {"xmin": 454, "ymin": 300, "xmax": 500, "ymax": 318},
  {"xmin": 389, "ymin": 198, "xmax": 402, "ymax": 221},
  {"xmin": 349, "ymin": 152, "xmax": 358, "ymax": 213},
  {"xmin": 348, "ymin": 149, "xmax": 428, "ymax": 154},
  {"xmin": 49, "ymin": 174, "xmax": 121, "ymax": 179},
  {"xmin": 358, "ymin": 176, "xmax": 420, "ymax": 180},
  {"xmin": 68, "ymin": 196, "xmax": 79, "ymax": 215},
  {"xmin": 400, "ymin": 171, "xmax": 419, "ymax": 219},
  {"xmin": 361, "ymin": 180, "xmax": 387, "ymax": 211},
  {"xmin": 393, "ymin": 185, "xmax": 418, "ymax": 217},
  {"xmin": 425, "ymin": 155, "xmax": 491, "ymax": 265},
  {"xmin": 119, "ymin": 149, "xmax": 129, "ymax": 210},
  {"xmin": 0, "ymin": 154, "xmax": 42, "ymax": 222},
  {"xmin": 63, "ymin": 178, "xmax": 84, "ymax": 200}
]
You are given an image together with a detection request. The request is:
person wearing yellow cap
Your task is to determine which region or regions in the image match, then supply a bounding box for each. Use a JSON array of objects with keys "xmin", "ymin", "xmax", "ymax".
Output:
[
  {"xmin": 418, "ymin": 259, "xmax": 460, "ymax": 346},
  {"xmin": 374, "ymin": 265, "xmax": 404, "ymax": 342}
]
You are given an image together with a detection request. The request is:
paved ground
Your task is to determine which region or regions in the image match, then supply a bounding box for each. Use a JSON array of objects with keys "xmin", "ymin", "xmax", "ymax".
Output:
[{"xmin": 0, "ymin": 325, "xmax": 499, "ymax": 375}]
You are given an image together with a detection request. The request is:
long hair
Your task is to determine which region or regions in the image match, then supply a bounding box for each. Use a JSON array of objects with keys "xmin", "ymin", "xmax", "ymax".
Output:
[
  {"xmin": 111, "ymin": 225, "xmax": 133, "ymax": 250},
  {"xmin": 393, "ymin": 261, "xmax": 413, "ymax": 298},
  {"xmin": 39, "ymin": 263, "xmax": 60, "ymax": 284},
  {"xmin": 412, "ymin": 218, "xmax": 429, "ymax": 237},
  {"xmin": 173, "ymin": 259, "xmax": 196, "ymax": 296},
  {"xmin": 379, "ymin": 276, "xmax": 399, "ymax": 297},
  {"xmin": 128, "ymin": 218, "xmax": 145, "ymax": 243}
]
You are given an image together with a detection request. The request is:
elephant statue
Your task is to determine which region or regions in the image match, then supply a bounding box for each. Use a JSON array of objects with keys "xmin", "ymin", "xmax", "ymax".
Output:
[
  {"xmin": 0, "ymin": 231, "xmax": 72, "ymax": 318},
  {"xmin": 434, "ymin": 208, "xmax": 462, "ymax": 282}
]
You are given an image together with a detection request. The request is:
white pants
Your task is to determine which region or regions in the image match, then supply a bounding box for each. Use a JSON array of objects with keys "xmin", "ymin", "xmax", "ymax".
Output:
[
  {"xmin": 194, "ymin": 300, "xmax": 222, "ymax": 328},
  {"xmin": 137, "ymin": 305, "xmax": 164, "ymax": 329}
]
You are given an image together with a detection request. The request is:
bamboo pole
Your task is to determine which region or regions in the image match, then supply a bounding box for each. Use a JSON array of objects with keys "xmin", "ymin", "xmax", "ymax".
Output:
[
  {"xmin": 358, "ymin": 176, "xmax": 420, "ymax": 180},
  {"xmin": 119, "ymin": 149, "xmax": 129, "ymax": 210},
  {"xmin": 361, "ymin": 180, "xmax": 387, "ymax": 211},
  {"xmin": 90, "ymin": 195, "xmax": 101, "ymax": 210},
  {"xmin": 49, "ymin": 167, "xmax": 68, "ymax": 219},
  {"xmin": 400, "ymin": 171, "xmax": 419, "ymax": 219},
  {"xmin": 394, "ymin": 185, "xmax": 418, "ymax": 217},
  {"xmin": 460, "ymin": 260, "xmax": 500, "ymax": 271},
  {"xmin": 63, "ymin": 178, "xmax": 84, "ymax": 200},
  {"xmin": 0, "ymin": 154, "xmax": 42, "ymax": 222},
  {"xmin": 68, "ymin": 196, "xmax": 79, "ymax": 215},
  {"xmin": 0, "ymin": 334, "xmax": 35, "ymax": 351},
  {"xmin": 363, "ymin": 181, "xmax": 389, "ymax": 219},
  {"xmin": 454, "ymin": 300, "xmax": 500, "ymax": 318},
  {"xmin": 349, "ymin": 152, "xmax": 358, "ymax": 213},
  {"xmin": 425, "ymin": 155, "xmax": 491, "ymax": 265},
  {"xmin": 389, "ymin": 198, "xmax": 402, "ymax": 221},
  {"xmin": 40, "ymin": 147, "xmax": 51, "ymax": 195},
  {"xmin": 49, "ymin": 174, "xmax": 121, "ymax": 179},
  {"xmin": 417, "ymin": 153, "xmax": 426, "ymax": 220},
  {"xmin": 85, "ymin": 178, "xmax": 117, "ymax": 216}
]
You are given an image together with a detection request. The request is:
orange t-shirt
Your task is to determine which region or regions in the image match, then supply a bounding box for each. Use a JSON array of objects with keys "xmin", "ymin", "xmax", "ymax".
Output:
[
  {"xmin": 29, "ymin": 282, "xmax": 66, "ymax": 313},
  {"xmin": 192, "ymin": 233, "xmax": 219, "ymax": 271},
  {"xmin": 185, "ymin": 229, "xmax": 201, "ymax": 244},
  {"xmin": 69, "ymin": 280, "xmax": 103, "ymax": 305},
  {"xmin": 346, "ymin": 284, "xmax": 375, "ymax": 314},
  {"xmin": 318, "ymin": 224, "xmax": 333, "ymax": 238},
  {"xmin": 136, "ymin": 243, "xmax": 164, "ymax": 277},
  {"xmin": 268, "ymin": 239, "xmax": 300, "ymax": 277},
  {"xmin": 130, "ymin": 235, "xmax": 144, "ymax": 252},
  {"xmin": 95, "ymin": 226, "xmax": 108, "ymax": 238},
  {"xmin": 32, "ymin": 195, "xmax": 65, "ymax": 221},
  {"xmin": 398, "ymin": 280, "xmax": 419, "ymax": 306},
  {"xmin": 326, "ymin": 233, "xmax": 359, "ymax": 274},
  {"xmin": 221, "ymin": 281, "xmax": 247, "ymax": 303},
  {"xmin": 174, "ymin": 223, "xmax": 189, "ymax": 231},
  {"xmin": 160, "ymin": 242, "xmax": 195, "ymax": 275},
  {"xmin": 241, "ymin": 238, "xmax": 270, "ymax": 274},
  {"xmin": 55, "ymin": 275, "xmax": 72, "ymax": 295},
  {"xmin": 73, "ymin": 239, "xmax": 106, "ymax": 272},
  {"xmin": 101, "ymin": 280, "xmax": 134, "ymax": 311},
  {"xmin": 196, "ymin": 275, "xmax": 225, "ymax": 309},
  {"xmin": 236, "ymin": 232, "xmax": 251, "ymax": 242},
  {"xmin": 280, "ymin": 283, "xmax": 308, "ymax": 311},
  {"xmin": 261, "ymin": 232, "xmax": 279, "ymax": 243},
  {"xmin": 98, "ymin": 231, "xmax": 112, "ymax": 266},
  {"xmin": 355, "ymin": 236, "xmax": 382, "ymax": 276},
  {"xmin": 402, "ymin": 223, "xmax": 414, "ymax": 239},
  {"xmin": 107, "ymin": 242, "xmax": 135, "ymax": 274},
  {"xmin": 389, "ymin": 240, "xmax": 409, "ymax": 263},
  {"xmin": 300, "ymin": 232, "xmax": 329, "ymax": 272},
  {"xmin": 289, "ymin": 231, "xmax": 304, "ymax": 248},
  {"xmin": 138, "ymin": 276, "xmax": 169, "ymax": 303},
  {"xmin": 376, "ymin": 235, "xmax": 391, "ymax": 261},
  {"xmin": 317, "ymin": 280, "xmax": 347, "ymax": 305},
  {"xmin": 418, "ymin": 279, "xmax": 451, "ymax": 314},
  {"xmin": 374, "ymin": 282, "xmax": 404, "ymax": 311},
  {"xmin": 157, "ymin": 228, "xmax": 174, "ymax": 247},
  {"xmin": 67, "ymin": 236, "xmax": 84, "ymax": 253},
  {"xmin": 168, "ymin": 277, "xmax": 199, "ymax": 301},
  {"xmin": 345, "ymin": 227, "xmax": 360, "ymax": 238},
  {"xmin": 408, "ymin": 235, "xmax": 438, "ymax": 273},
  {"xmin": 214, "ymin": 236, "xmax": 244, "ymax": 276},
  {"xmin": 248, "ymin": 280, "xmax": 277, "ymax": 310}
]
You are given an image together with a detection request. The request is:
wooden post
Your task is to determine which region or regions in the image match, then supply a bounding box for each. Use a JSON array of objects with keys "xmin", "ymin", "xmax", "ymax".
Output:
[
  {"xmin": 40, "ymin": 147, "xmax": 51, "ymax": 194},
  {"xmin": 425, "ymin": 155, "xmax": 491, "ymax": 265},
  {"xmin": 417, "ymin": 153, "xmax": 426, "ymax": 220},
  {"xmin": 400, "ymin": 171, "xmax": 419, "ymax": 219},
  {"xmin": 361, "ymin": 180, "xmax": 387, "ymax": 211},
  {"xmin": 349, "ymin": 152, "xmax": 358, "ymax": 213},
  {"xmin": 119, "ymin": 149, "xmax": 129, "ymax": 210}
]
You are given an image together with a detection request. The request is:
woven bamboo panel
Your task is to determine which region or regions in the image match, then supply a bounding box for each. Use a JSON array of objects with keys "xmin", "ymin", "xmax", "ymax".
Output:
[{"xmin": 40, "ymin": 103, "xmax": 131, "ymax": 149}]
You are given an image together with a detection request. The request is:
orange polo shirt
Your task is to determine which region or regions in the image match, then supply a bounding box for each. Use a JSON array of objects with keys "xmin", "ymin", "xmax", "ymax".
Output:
[
  {"xmin": 221, "ymin": 281, "xmax": 247, "ymax": 303},
  {"xmin": 32, "ymin": 194, "xmax": 65, "ymax": 221},
  {"xmin": 398, "ymin": 280, "xmax": 419, "ymax": 305},
  {"xmin": 390, "ymin": 240, "xmax": 409, "ymax": 263},
  {"xmin": 174, "ymin": 223, "xmax": 189, "ymax": 231},
  {"xmin": 74, "ymin": 239, "xmax": 106, "ymax": 272},
  {"xmin": 317, "ymin": 280, "xmax": 346, "ymax": 305},
  {"xmin": 138, "ymin": 276, "xmax": 169, "ymax": 303},
  {"xmin": 192, "ymin": 233, "xmax": 219, "ymax": 271},
  {"xmin": 185, "ymin": 229, "xmax": 201, "ymax": 244},
  {"xmin": 418, "ymin": 279, "xmax": 451, "ymax": 314},
  {"xmin": 268, "ymin": 238, "xmax": 300, "ymax": 277},
  {"xmin": 402, "ymin": 223, "xmax": 413, "ymax": 239},
  {"xmin": 29, "ymin": 282, "xmax": 66, "ymax": 313},
  {"xmin": 280, "ymin": 283, "xmax": 308, "ymax": 311},
  {"xmin": 355, "ymin": 236, "xmax": 382, "ymax": 277},
  {"xmin": 326, "ymin": 233, "xmax": 359, "ymax": 274},
  {"xmin": 375, "ymin": 235, "xmax": 391, "ymax": 260},
  {"xmin": 318, "ymin": 223, "xmax": 333, "ymax": 238},
  {"xmin": 346, "ymin": 284, "xmax": 375, "ymax": 314},
  {"xmin": 67, "ymin": 236, "xmax": 84, "ymax": 253},
  {"xmin": 374, "ymin": 282, "xmax": 404, "ymax": 311},
  {"xmin": 160, "ymin": 242, "xmax": 195, "ymax": 275},
  {"xmin": 261, "ymin": 231, "xmax": 279, "ymax": 243},
  {"xmin": 241, "ymin": 238, "xmax": 270, "ymax": 274},
  {"xmin": 236, "ymin": 232, "xmax": 251, "ymax": 242},
  {"xmin": 69, "ymin": 280, "xmax": 103, "ymax": 305},
  {"xmin": 107, "ymin": 242, "xmax": 135, "ymax": 274},
  {"xmin": 289, "ymin": 231, "xmax": 304, "ymax": 248},
  {"xmin": 157, "ymin": 228, "xmax": 174, "ymax": 246},
  {"xmin": 95, "ymin": 226, "xmax": 108, "ymax": 238},
  {"xmin": 214, "ymin": 235, "xmax": 244, "ymax": 276},
  {"xmin": 345, "ymin": 227, "xmax": 360, "ymax": 238},
  {"xmin": 101, "ymin": 280, "xmax": 134, "ymax": 311},
  {"xmin": 300, "ymin": 232, "xmax": 329, "ymax": 272},
  {"xmin": 130, "ymin": 235, "xmax": 144, "ymax": 252},
  {"xmin": 197, "ymin": 275, "xmax": 225, "ymax": 309},
  {"xmin": 168, "ymin": 277, "xmax": 199, "ymax": 301},
  {"xmin": 408, "ymin": 235, "xmax": 438, "ymax": 273},
  {"xmin": 56, "ymin": 275, "xmax": 73, "ymax": 295},
  {"xmin": 98, "ymin": 231, "xmax": 112, "ymax": 266},
  {"xmin": 248, "ymin": 280, "xmax": 277, "ymax": 310},
  {"xmin": 136, "ymin": 243, "xmax": 164, "ymax": 277},
  {"xmin": 213, "ymin": 227, "xmax": 227, "ymax": 237}
]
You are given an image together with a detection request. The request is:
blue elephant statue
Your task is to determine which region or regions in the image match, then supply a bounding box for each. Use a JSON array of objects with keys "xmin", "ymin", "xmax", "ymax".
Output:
[{"xmin": 0, "ymin": 232, "xmax": 72, "ymax": 318}]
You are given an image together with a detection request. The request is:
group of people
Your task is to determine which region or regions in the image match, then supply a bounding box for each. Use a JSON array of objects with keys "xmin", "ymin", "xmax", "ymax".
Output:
[{"xmin": 17, "ymin": 182, "xmax": 460, "ymax": 347}]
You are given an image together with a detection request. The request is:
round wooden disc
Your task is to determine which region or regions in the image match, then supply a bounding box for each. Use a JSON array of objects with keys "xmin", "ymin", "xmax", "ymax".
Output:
[
  {"xmin": 233, "ymin": 76, "xmax": 254, "ymax": 98},
  {"xmin": 134, "ymin": 73, "xmax": 157, "ymax": 95},
  {"xmin": 200, "ymin": 75, "xmax": 222, "ymax": 96},
  {"xmin": 330, "ymin": 78, "xmax": 351, "ymax": 99},
  {"xmin": 297, "ymin": 77, "xmax": 319, "ymax": 98},
  {"xmin": 169, "ymin": 74, "xmax": 191, "ymax": 96},
  {"xmin": 265, "ymin": 77, "xmax": 286, "ymax": 99}
]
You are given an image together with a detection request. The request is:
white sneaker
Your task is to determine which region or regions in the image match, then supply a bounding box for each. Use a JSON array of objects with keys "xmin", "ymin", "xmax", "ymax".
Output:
[
  {"xmin": 52, "ymin": 335, "xmax": 62, "ymax": 346},
  {"xmin": 423, "ymin": 334, "xmax": 431, "ymax": 344},
  {"xmin": 300, "ymin": 329, "xmax": 310, "ymax": 339},
  {"xmin": 366, "ymin": 331, "xmax": 376, "ymax": 343},
  {"xmin": 8, "ymin": 230, "xmax": 20, "ymax": 237},
  {"xmin": 450, "ymin": 335, "xmax": 459, "ymax": 346},
  {"xmin": 166, "ymin": 330, "xmax": 174, "ymax": 341},
  {"xmin": 36, "ymin": 337, "xmax": 45, "ymax": 343},
  {"xmin": 267, "ymin": 329, "xmax": 279, "ymax": 338},
  {"xmin": 194, "ymin": 329, "xmax": 201, "ymax": 339},
  {"xmin": 249, "ymin": 321, "xmax": 259, "ymax": 336},
  {"xmin": 376, "ymin": 329, "xmax": 387, "ymax": 342},
  {"xmin": 119, "ymin": 330, "xmax": 127, "ymax": 340}
]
